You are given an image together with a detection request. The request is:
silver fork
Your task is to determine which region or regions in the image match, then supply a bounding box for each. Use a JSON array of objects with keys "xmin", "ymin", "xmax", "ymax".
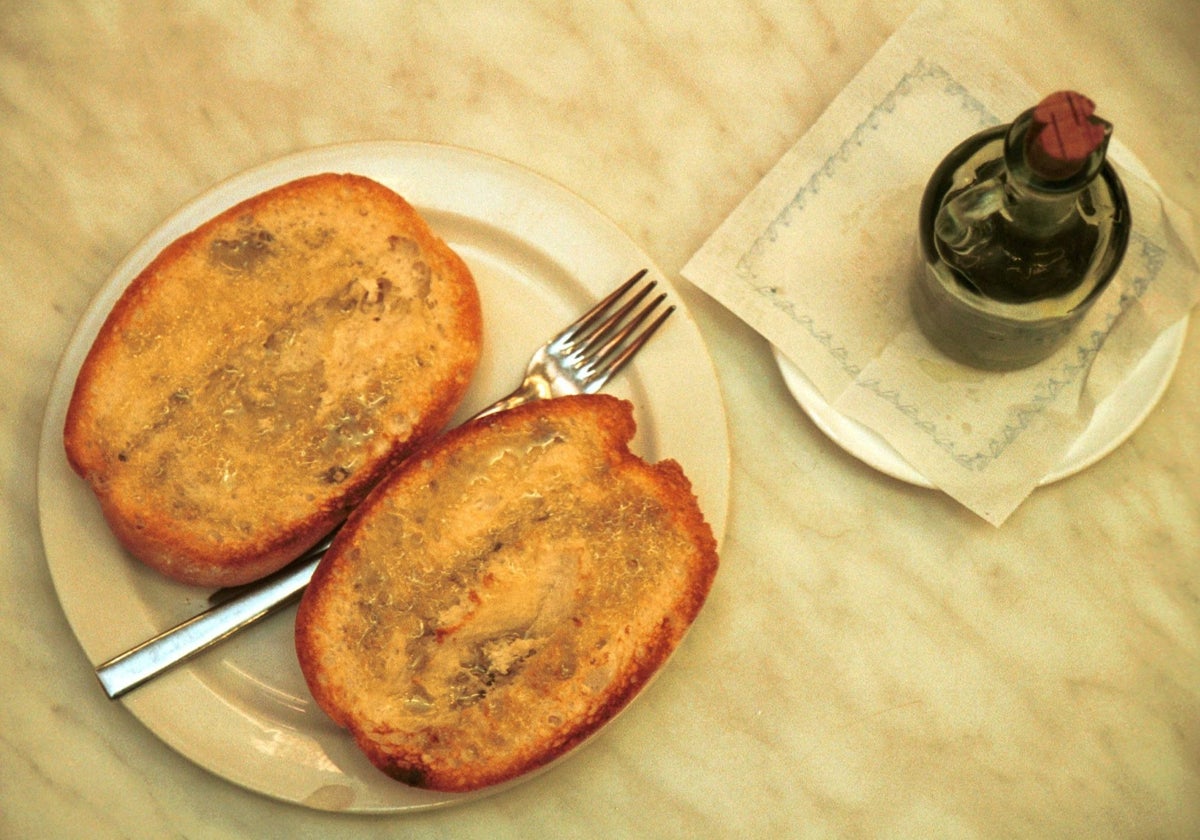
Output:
[{"xmin": 95, "ymin": 270, "xmax": 674, "ymax": 699}]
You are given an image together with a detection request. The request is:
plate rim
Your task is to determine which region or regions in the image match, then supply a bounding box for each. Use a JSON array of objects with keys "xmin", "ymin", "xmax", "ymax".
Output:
[
  {"xmin": 36, "ymin": 139, "xmax": 731, "ymax": 812},
  {"xmin": 772, "ymin": 316, "xmax": 1188, "ymax": 488}
]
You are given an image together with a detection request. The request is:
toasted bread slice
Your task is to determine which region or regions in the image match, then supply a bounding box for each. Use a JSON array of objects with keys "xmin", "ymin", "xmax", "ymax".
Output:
[
  {"xmin": 294, "ymin": 394, "xmax": 719, "ymax": 792},
  {"xmin": 64, "ymin": 173, "xmax": 482, "ymax": 587}
]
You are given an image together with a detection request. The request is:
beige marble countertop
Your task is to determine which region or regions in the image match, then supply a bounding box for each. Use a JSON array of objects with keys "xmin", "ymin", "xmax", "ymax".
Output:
[{"xmin": 3, "ymin": 2, "xmax": 1198, "ymax": 837}]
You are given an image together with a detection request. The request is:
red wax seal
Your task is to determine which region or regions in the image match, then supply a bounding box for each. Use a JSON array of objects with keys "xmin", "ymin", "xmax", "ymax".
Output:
[{"xmin": 1024, "ymin": 90, "xmax": 1111, "ymax": 181}]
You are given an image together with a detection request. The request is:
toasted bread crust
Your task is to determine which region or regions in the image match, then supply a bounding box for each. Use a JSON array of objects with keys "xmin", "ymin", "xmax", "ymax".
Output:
[
  {"xmin": 64, "ymin": 173, "xmax": 482, "ymax": 586},
  {"xmin": 295, "ymin": 394, "xmax": 719, "ymax": 792}
]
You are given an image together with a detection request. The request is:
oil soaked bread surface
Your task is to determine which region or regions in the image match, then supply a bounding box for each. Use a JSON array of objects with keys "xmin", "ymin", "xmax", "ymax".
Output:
[
  {"xmin": 303, "ymin": 400, "xmax": 711, "ymax": 788},
  {"xmin": 80, "ymin": 176, "xmax": 476, "ymax": 545}
]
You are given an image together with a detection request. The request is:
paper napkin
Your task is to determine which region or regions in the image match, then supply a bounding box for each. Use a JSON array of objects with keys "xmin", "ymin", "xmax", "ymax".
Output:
[{"xmin": 681, "ymin": 1, "xmax": 1200, "ymax": 524}]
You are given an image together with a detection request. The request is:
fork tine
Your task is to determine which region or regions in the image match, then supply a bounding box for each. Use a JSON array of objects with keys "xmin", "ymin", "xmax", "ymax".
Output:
[
  {"xmin": 580, "ymin": 297, "xmax": 675, "ymax": 392},
  {"xmin": 567, "ymin": 281, "xmax": 658, "ymax": 358},
  {"xmin": 577, "ymin": 289, "xmax": 666, "ymax": 369},
  {"xmin": 553, "ymin": 268, "xmax": 649, "ymax": 348}
]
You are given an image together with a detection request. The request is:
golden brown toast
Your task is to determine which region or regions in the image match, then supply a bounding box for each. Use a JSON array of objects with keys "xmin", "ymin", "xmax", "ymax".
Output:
[
  {"xmin": 294, "ymin": 394, "xmax": 719, "ymax": 792},
  {"xmin": 64, "ymin": 173, "xmax": 482, "ymax": 587}
]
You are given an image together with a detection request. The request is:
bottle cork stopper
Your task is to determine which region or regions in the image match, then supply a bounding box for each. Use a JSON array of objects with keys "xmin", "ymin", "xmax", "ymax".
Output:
[{"xmin": 1024, "ymin": 90, "xmax": 1111, "ymax": 181}]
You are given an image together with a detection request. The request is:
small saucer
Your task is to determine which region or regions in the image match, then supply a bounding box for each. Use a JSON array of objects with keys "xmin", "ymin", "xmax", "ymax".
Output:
[{"xmin": 773, "ymin": 317, "xmax": 1188, "ymax": 487}]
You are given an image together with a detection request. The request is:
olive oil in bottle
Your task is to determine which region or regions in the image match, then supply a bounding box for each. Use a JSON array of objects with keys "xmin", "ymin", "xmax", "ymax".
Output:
[{"xmin": 912, "ymin": 91, "xmax": 1131, "ymax": 369}]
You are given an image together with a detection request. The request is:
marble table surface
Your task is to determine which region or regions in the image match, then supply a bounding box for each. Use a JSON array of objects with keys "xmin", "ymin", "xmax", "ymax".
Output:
[{"xmin": 3, "ymin": 2, "xmax": 1197, "ymax": 837}]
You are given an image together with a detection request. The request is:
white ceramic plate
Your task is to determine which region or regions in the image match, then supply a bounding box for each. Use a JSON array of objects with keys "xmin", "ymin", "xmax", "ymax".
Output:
[
  {"xmin": 773, "ymin": 317, "xmax": 1187, "ymax": 487},
  {"xmin": 37, "ymin": 141, "xmax": 730, "ymax": 812}
]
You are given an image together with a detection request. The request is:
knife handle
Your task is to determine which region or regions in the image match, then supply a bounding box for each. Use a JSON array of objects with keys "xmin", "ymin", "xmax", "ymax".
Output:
[{"xmin": 95, "ymin": 544, "xmax": 327, "ymax": 700}]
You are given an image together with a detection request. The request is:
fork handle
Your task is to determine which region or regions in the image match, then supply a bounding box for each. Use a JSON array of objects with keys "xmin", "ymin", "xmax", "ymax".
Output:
[
  {"xmin": 468, "ymin": 382, "xmax": 543, "ymax": 422},
  {"xmin": 95, "ymin": 550, "xmax": 324, "ymax": 699}
]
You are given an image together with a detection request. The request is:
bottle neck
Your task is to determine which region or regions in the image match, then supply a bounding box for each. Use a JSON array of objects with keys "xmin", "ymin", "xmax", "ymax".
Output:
[
  {"xmin": 999, "ymin": 108, "xmax": 1109, "ymax": 235},
  {"xmin": 1000, "ymin": 174, "xmax": 1079, "ymax": 232}
]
